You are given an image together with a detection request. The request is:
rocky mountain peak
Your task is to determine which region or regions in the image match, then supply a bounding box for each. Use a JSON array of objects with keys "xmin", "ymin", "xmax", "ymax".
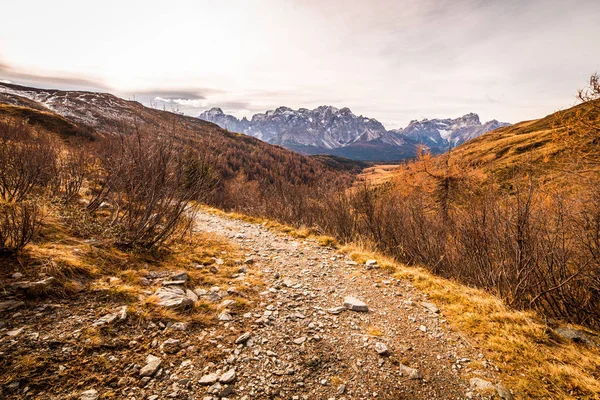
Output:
[{"xmin": 199, "ymin": 105, "xmax": 509, "ymax": 161}]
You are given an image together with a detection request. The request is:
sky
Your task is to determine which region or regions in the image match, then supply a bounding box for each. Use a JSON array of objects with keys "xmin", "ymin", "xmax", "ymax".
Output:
[{"xmin": 1, "ymin": 0, "xmax": 599, "ymax": 128}]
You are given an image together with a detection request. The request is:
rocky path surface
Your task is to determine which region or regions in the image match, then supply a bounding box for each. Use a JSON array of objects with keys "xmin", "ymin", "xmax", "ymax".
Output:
[
  {"xmin": 193, "ymin": 210, "xmax": 504, "ymax": 400},
  {"xmin": 0, "ymin": 210, "xmax": 509, "ymax": 400}
]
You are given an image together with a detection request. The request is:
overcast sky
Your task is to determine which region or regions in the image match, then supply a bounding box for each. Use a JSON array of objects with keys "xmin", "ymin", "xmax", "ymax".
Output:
[{"xmin": 1, "ymin": 0, "xmax": 599, "ymax": 128}]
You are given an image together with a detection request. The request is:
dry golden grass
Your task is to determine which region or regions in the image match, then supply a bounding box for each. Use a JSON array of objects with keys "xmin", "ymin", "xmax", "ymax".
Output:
[
  {"xmin": 9, "ymin": 202, "xmax": 264, "ymax": 330},
  {"xmin": 355, "ymin": 164, "xmax": 400, "ymax": 186},
  {"xmin": 316, "ymin": 235, "xmax": 339, "ymax": 248},
  {"xmin": 341, "ymin": 245, "xmax": 600, "ymax": 399}
]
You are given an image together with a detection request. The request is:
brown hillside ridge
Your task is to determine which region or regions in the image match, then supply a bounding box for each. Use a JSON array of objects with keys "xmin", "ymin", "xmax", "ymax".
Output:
[
  {"xmin": 0, "ymin": 82, "xmax": 362, "ymax": 184},
  {"xmin": 373, "ymin": 98, "xmax": 600, "ymax": 190}
]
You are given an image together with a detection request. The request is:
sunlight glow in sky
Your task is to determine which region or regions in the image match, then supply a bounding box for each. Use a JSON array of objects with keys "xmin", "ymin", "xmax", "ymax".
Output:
[{"xmin": 1, "ymin": 0, "xmax": 599, "ymax": 127}]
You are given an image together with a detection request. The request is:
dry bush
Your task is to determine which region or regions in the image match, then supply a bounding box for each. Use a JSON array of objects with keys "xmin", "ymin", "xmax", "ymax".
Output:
[
  {"xmin": 51, "ymin": 147, "xmax": 91, "ymax": 203},
  {"xmin": 87, "ymin": 127, "xmax": 217, "ymax": 249},
  {"xmin": 0, "ymin": 119, "xmax": 59, "ymax": 202},
  {"xmin": 212, "ymin": 137, "xmax": 600, "ymax": 328},
  {"xmin": 0, "ymin": 201, "xmax": 41, "ymax": 254}
]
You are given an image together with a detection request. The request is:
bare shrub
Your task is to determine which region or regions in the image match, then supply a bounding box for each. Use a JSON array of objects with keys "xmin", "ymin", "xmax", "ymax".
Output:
[
  {"xmin": 0, "ymin": 119, "xmax": 59, "ymax": 202},
  {"xmin": 52, "ymin": 147, "xmax": 91, "ymax": 203},
  {"xmin": 0, "ymin": 201, "xmax": 41, "ymax": 254},
  {"xmin": 87, "ymin": 127, "xmax": 216, "ymax": 249}
]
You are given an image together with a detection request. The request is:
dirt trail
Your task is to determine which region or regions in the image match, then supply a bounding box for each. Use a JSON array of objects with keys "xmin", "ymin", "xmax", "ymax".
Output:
[
  {"xmin": 193, "ymin": 210, "xmax": 503, "ymax": 399},
  {"xmin": 0, "ymin": 209, "xmax": 507, "ymax": 400}
]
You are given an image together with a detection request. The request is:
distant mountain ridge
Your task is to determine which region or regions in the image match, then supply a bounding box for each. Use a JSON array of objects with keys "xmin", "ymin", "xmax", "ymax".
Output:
[{"xmin": 199, "ymin": 106, "xmax": 509, "ymax": 161}]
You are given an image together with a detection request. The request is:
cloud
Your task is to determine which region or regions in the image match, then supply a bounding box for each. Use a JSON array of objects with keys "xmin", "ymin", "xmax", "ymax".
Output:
[
  {"xmin": 0, "ymin": 60, "xmax": 109, "ymax": 91},
  {"xmin": 132, "ymin": 88, "xmax": 228, "ymax": 101}
]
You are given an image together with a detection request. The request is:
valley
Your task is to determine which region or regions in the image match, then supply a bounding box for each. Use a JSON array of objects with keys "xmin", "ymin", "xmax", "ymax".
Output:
[
  {"xmin": 1, "ymin": 80, "xmax": 600, "ymax": 399},
  {"xmin": 2, "ymin": 2, "xmax": 600, "ymax": 399}
]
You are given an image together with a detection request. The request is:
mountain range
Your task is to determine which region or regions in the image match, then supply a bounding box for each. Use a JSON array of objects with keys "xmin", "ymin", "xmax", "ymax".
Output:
[{"xmin": 200, "ymin": 106, "xmax": 510, "ymax": 161}]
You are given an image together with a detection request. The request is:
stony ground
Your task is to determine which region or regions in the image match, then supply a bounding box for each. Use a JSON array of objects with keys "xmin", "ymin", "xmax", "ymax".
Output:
[{"xmin": 0, "ymin": 209, "xmax": 511, "ymax": 399}]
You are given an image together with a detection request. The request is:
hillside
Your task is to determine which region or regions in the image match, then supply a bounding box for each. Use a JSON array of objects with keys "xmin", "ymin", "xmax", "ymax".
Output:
[
  {"xmin": 0, "ymin": 83, "xmax": 361, "ymax": 186},
  {"xmin": 356, "ymin": 100, "xmax": 600, "ymax": 188}
]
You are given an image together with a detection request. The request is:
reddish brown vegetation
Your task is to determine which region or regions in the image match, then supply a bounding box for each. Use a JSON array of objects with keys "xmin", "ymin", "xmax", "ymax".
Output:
[{"xmin": 2, "ymin": 78, "xmax": 600, "ymax": 330}]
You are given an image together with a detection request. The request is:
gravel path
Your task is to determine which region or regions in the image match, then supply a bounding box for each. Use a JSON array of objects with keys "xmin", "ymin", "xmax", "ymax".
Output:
[
  {"xmin": 193, "ymin": 210, "xmax": 501, "ymax": 399},
  {"xmin": 0, "ymin": 210, "xmax": 506, "ymax": 400}
]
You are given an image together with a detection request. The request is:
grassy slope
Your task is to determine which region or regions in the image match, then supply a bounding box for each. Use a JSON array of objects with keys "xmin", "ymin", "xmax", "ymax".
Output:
[
  {"xmin": 432, "ymin": 100, "xmax": 600, "ymax": 188},
  {"xmin": 359, "ymin": 100, "xmax": 600, "ymax": 189}
]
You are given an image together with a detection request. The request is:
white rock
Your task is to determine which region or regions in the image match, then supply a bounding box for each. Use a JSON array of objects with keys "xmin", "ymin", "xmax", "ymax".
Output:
[
  {"xmin": 343, "ymin": 296, "xmax": 369, "ymax": 312},
  {"xmin": 495, "ymin": 383, "xmax": 514, "ymax": 400},
  {"xmin": 199, "ymin": 373, "xmax": 219, "ymax": 385},
  {"xmin": 399, "ymin": 364, "xmax": 422, "ymax": 380},
  {"xmin": 219, "ymin": 312, "xmax": 232, "ymax": 321},
  {"xmin": 374, "ymin": 342, "xmax": 389, "ymax": 356},
  {"xmin": 139, "ymin": 355, "xmax": 162, "ymax": 377},
  {"xmin": 328, "ymin": 306, "xmax": 346, "ymax": 315},
  {"xmin": 79, "ymin": 389, "xmax": 99, "ymax": 400},
  {"xmin": 235, "ymin": 332, "xmax": 251, "ymax": 344},
  {"xmin": 6, "ymin": 327, "xmax": 24, "ymax": 337},
  {"xmin": 12, "ymin": 277, "xmax": 55, "ymax": 290},
  {"xmin": 219, "ymin": 368, "xmax": 236, "ymax": 383},
  {"xmin": 470, "ymin": 378, "xmax": 495, "ymax": 392},
  {"xmin": 162, "ymin": 280, "xmax": 187, "ymax": 286},
  {"xmin": 186, "ymin": 289, "xmax": 199, "ymax": 302},
  {"xmin": 170, "ymin": 322, "xmax": 188, "ymax": 331},
  {"xmin": 93, "ymin": 313, "xmax": 118, "ymax": 327},
  {"xmin": 154, "ymin": 287, "xmax": 194, "ymax": 309},
  {"xmin": 117, "ymin": 306, "xmax": 128, "ymax": 320},
  {"xmin": 421, "ymin": 301, "xmax": 440, "ymax": 313},
  {"xmin": 293, "ymin": 336, "xmax": 307, "ymax": 345}
]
